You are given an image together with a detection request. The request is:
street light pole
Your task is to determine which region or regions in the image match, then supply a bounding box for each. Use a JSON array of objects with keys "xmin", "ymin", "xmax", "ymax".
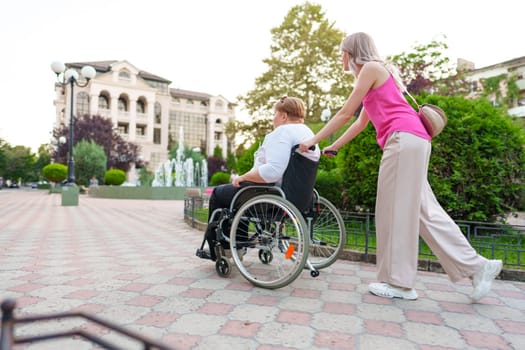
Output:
[{"xmin": 51, "ymin": 62, "xmax": 96, "ymax": 185}]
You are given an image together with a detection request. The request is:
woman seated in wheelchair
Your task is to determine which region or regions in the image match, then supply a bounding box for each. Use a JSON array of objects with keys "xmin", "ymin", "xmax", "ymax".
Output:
[{"xmin": 198, "ymin": 96, "xmax": 320, "ymax": 261}]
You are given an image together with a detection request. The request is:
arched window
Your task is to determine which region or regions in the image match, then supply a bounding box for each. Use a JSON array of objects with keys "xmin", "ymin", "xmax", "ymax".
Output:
[
  {"xmin": 136, "ymin": 98, "xmax": 146, "ymax": 114},
  {"xmin": 76, "ymin": 91, "xmax": 89, "ymax": 116},
  {"xmin": 118, "ymin": 95, "xmax": 129, "ymax": 112},
  {"xmin": 119, "ymin": 70, "xmax": 131, "ymax": 80},
  {"xmin": 154, "ymin": 102, "xmax": 162, "ymax": 123},
  {"xmin": 215, "ymin": 118, "xmax": 222, "ymax": 124},
  {"xmin": 98, "ymin": 92, "xmax": 110, "ymax": 110}
]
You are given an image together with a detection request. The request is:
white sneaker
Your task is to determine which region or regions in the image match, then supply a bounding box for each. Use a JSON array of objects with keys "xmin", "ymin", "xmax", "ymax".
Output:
[
  {"xmin": 368, "ymin": 282, "xmax": 418, "ymax": 300},
  {"xmin": 470, "ymin": 260, "xmax": 502, "ymax": 302}
]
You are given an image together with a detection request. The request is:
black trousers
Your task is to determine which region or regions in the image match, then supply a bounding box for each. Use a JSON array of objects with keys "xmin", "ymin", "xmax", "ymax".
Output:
[
  {"xmin": 207, "ymin": 184, "xmax": 240, "ymax": 221},
  {"xmin": 205, "ymin": 184, "xmax": 242, "ymax": 260}
]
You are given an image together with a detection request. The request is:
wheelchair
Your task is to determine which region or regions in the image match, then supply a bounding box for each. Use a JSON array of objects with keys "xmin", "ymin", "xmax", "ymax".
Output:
[{"xmin": 196, "ymin": 146, "xmax": 345, "ymax": 289}]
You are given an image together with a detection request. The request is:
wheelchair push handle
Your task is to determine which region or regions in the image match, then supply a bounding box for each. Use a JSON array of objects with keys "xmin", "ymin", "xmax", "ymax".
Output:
[{"xmin": 323, "ymin": 150, "xmax": 338, "ymax": 157}]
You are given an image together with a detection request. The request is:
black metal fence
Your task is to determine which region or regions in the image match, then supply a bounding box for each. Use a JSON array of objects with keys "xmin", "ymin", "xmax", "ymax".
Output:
[
  {"xmin": 0, "ymin": 299, "xmax": 173, "ymax": 350},
  {"xmin": 184, "ymin": 197, "xmax": 525, "ymax": 271}
]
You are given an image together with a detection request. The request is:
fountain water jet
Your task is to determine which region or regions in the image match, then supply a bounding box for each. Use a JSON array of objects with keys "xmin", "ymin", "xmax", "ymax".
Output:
[{"xmin": 152, "ymin": 126, "xmax": 208, "ymax": 188}]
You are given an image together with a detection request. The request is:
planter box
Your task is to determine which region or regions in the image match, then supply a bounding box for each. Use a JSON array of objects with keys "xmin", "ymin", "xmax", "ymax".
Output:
[
  {"xmin": 88, "ymin": 186, "xmax": 202, "ymax": 200},
  {"xmin": 61, "ymin": 186, "xmax": 79, "ymax": 206}
]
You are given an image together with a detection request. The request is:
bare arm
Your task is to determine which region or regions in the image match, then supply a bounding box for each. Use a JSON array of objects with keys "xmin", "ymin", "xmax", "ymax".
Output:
[
  {"xmin": 328, "ymin": 108, "xmax": 369, "ymax": 151},
  {"xmin": 232, "ymin": 168, "xmax": 265, "ymax": 187},
  {"xmin": 299, "ymin": 63, "xmax": 380, "ymax": 151}
]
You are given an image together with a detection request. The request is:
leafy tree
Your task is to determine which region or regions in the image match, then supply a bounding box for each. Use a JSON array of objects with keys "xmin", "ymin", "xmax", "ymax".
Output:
[
  {"xmin": 236, "ymin": 140, "xmax": 261, "ymax": 174},
  {"xmin": 72, "ymin": 140, "xmax": 107, "ymax": 186},
  {"xmin": 52, "ymin": 115, "xmax": 140, "ymax": 172},
  {"xmin": 225, "ymin": 151, "xmax": 237, "ymax": 173},
  {"xmin": 237, "ymin": 2, "xmax": 350, "ymax": 144},
  {"xmin": 224, "ymin": 119, "xmax": 238, "ymax": 154},
  {"xmin": 213, "ymin": 145, "xmax": 223, "ymax": 158},
  {"xmin": 32, "ymin": 144, "xmax": 52, "ymax": 181},
  {"xmin": 169, "ymin": 144, "xmax": 205, "ymax": 164},
  {"xmin": 2, "ymin": 145, "xmax": 35, "ymax": 183},
  {"xmin": 138, "ymin": 167, "xmax": 154, "ymax": 186},
  {"xmin": 0, "ymin": 138, "xmax": 8, "ymax": 178},
  {"xmin": 388, "ymin": 35, "xmax": 470, "ymax": 96}
]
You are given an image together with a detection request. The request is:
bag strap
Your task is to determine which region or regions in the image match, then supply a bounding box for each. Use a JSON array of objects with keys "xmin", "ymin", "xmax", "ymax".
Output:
[
  {"xmin": 403, "ymin": 88, "xmax": 420, "ymax": 110},
  {"xmin": 382, "ymin": 64, "xmax": 421, "ymax": 109}
]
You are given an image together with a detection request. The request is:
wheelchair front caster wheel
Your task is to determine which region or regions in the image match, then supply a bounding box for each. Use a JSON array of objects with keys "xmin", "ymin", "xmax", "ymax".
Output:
[
  {"xmin": 216, "ymin": 257, "xmax": 232, "ymax": 277},
  {"xmin": 259, "ymin": 250, "xmax": 273, "ymax": 264},
  {"xmin": 310, "ymin": 270, "xmax": 320, "ymax": 278}
]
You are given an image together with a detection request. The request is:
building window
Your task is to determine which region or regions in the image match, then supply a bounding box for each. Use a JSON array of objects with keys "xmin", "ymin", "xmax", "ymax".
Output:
[
  {"xmin": 154, "ymin": 102, "xmax": 162, "ymax": 123},
  {"xmin": 215, "ymin": 118, "xmax": 222, "ymax": 124},
  {"xmin": 119, "ymin": 70, "xmax": 131, "ymax": 80},
  {"xmin": 214, "ymin": 131, "xmax": 222, "ymax": 141},
  {"xmin": 136, "ymin": 98, "xmax": 146, "ymax": 114},
  {"xmin": 153, "ymin": 128, "xmax": 161, "ymax": 144},
  {"xmin": 98, "ymin": 93, "xmax": 109, "ymax": 110},
  {"xmin": 136, "ymin": 125, "xmax": 146, "ymax": 136},
  {"xmin": 117, "ymin": 123, "xmax": 129, "ymax": 134},
  {"xmin": 76, "ymin": 91, "xmax": 89, "ymax": 116},
  {"xmin": 118, "ymin": 95, "xmax": 128, "ymax": 112}
]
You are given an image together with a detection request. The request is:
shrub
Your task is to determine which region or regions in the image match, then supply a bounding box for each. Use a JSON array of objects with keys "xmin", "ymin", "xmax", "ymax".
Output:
[
  {"xmin": 42, "ymin": 163, "xmax": 67, "ymax": 183},
  {"xmin": 315, "ymin": 169, "xmax": 345, "ymax": 208},
  {"xmin": 73, "ymin": 140, "xmax": 107, "ymax": 186},
  {"xmin": 236, "ymin": 141, "xmax": 261, "ymax": 174},
  {"xmin": 210, "ymin": 171, "xmax": 230, "ymax": 186},
  {"xmin": 104, "ymin": 168, "xmax": 126, "ymax": 185}
]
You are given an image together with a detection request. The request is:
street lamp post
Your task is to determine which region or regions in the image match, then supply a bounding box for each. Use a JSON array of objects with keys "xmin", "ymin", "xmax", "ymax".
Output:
[
  {"xmin": 320, "ymin": 107, "xmax": 332, "ymax": 143},
  {"xmin": 51, "ymin": 61, "xmax": 96, "ymax": 185}
]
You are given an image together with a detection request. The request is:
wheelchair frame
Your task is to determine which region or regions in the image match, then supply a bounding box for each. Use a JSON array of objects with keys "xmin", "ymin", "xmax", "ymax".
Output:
[{"xmin": 197, "ymin": 184, "xmax": 346, "ymax": 289}]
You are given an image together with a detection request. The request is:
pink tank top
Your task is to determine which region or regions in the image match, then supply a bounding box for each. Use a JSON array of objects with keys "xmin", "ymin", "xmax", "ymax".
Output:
[{"xmin": 363, "ymin": 75, "xmax": 431, "ymax": 149}]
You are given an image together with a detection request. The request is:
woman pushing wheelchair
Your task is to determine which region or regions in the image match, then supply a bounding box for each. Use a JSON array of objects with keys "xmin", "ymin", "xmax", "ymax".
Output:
[{"xmin": 197, "ymin": 96, "xmax": 320, "ymax": 261}]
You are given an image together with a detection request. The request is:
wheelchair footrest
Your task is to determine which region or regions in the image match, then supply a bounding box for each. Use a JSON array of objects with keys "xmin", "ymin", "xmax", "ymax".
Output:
[{"xmin": 196, "ymin": 249, "xmax": 215, "ymax": 261}]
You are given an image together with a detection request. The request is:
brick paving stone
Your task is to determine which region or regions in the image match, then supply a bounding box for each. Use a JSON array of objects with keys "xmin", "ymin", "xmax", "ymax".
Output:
[
  {"xmin": 0, "ymin": 190, "xmax": 524, "ymax": 349},
  {"xmin": 275, "ymin": 310, "xmax": 311, "ymax": 325},
  {"xmin": 461, "ymin": 330, "xmax": 514, "ymax": 350}
]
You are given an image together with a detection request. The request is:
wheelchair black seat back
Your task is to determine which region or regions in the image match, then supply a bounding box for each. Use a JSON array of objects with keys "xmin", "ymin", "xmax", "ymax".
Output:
[
  {"xmin": 281, "ymin": 145, "xmax": 319, "ymax": 213},
  {"xmin": 230, "ymin": 145, "xmax": 319, "ymax": 213}
]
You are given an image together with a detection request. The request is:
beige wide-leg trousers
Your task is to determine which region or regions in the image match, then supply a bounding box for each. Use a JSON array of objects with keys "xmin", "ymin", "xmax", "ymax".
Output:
[{"xmin": 375, "ymin": 132, "xmax": 486, "ymax": 288}]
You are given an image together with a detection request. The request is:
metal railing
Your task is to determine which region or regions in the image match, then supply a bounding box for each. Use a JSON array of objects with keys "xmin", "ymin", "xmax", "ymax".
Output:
[
  {"xmin": 0, "ymin": 299, "xmax": 174, "ymax": 350},
  {"xmin": 184, "ymin": 197, "xmax": 525, "ymax": 272}
]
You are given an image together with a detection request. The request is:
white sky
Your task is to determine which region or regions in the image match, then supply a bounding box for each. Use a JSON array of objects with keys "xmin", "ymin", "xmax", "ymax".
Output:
[{"xmin": 0, "ymin": 0, "xmax": 523, "ymax": 152}]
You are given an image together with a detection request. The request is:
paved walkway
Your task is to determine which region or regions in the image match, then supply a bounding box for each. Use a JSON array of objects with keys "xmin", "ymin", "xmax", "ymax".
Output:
[{"xmin": 0, "ymin": 190, "xmax": 524, "ymax": 350}]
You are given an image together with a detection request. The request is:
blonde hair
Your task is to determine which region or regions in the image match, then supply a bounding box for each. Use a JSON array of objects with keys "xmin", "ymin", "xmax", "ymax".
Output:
[
  {"xmin": 274, "ymin": 96, "xmax": 305, "ymax": 120},
  {"xmin": 341, "ymin": 32, "xmax": 405, "ymax": 91}
]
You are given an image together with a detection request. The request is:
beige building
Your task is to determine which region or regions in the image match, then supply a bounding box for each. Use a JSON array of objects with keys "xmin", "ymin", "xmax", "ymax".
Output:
[
  {"xmin": 464, "ymin": 56, "xmax": 525, "ymax": 117},
  {"xmin": 52, "ymin": 60, "xmax": 236, "ymax": 179}
]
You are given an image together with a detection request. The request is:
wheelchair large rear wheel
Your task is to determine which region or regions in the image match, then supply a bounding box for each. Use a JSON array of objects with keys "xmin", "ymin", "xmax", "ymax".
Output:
[
  {"xmin": 308, "ymin": 196, "xmax": 345, "ymax": 269},
  {"xmin": 230, "ymin": 195, "xmax": 309, "ymax": 289}
]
